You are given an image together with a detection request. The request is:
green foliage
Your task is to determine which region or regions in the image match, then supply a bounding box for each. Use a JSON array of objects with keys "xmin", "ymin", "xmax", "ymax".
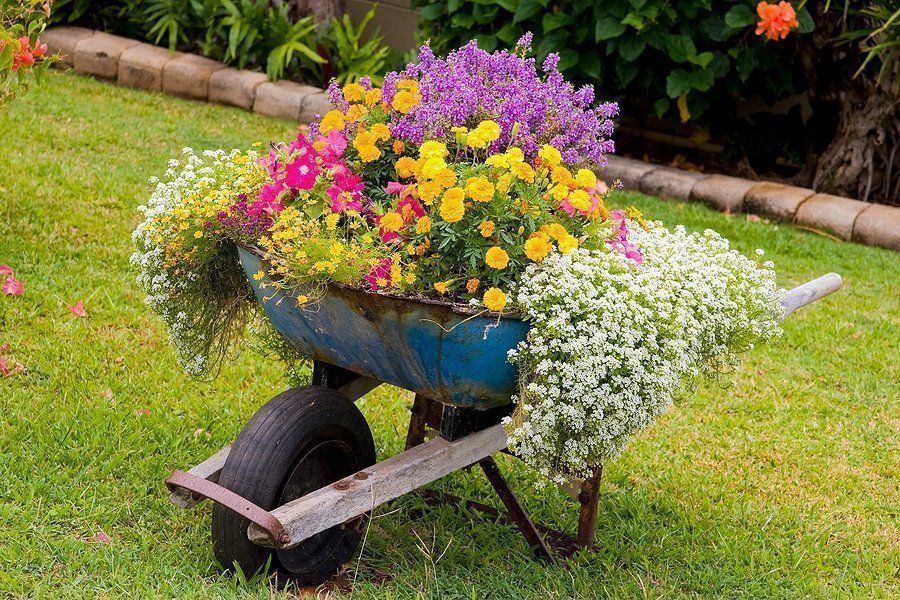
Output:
[
  {"xmin": 412, "ymin": 0, "xmax": 892, "ymax": 170},
  {"xmin": 832, "ymin": 0, "xmax": 900, "ymax": 94},
  {"xmin": 50, "ymin": 0, "xmax": 391, "ymax": 85},
  {"xmin": 319, "ymin": 6, "xmax": 391, "ymax": 86}
]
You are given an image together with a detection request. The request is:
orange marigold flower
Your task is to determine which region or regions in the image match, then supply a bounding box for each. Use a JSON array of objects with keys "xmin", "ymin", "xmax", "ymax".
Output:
[
  {"xmin": 466, "ymin": 278, "xmax": 480, "ymax": 293},
  {"xmin": 479, "ymin": 220, "xmax": 495, "ymax": 237},
  {"xmin": 416, "ymin": 216, "xmax": 432, "ymax": 234},
  {"xmin": 756, "ymin": 1, "xmax": 799, "ymax": 41},
  {"xmin": 434, "ymin": 281, "xmax": 449, "ymax": 294},
  {"xmin": 393, "ymin": 139, "xmax": 405, "ymax": 154},
  {"xmin": 524, "ymin": 236, "xmax": 552, "ymax": 262}
]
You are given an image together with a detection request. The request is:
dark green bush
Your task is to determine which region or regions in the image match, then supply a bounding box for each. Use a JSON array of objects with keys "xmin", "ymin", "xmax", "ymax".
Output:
[{"xmin": 414, "ymin": 0, "xmax": 822, "ymax": 167}]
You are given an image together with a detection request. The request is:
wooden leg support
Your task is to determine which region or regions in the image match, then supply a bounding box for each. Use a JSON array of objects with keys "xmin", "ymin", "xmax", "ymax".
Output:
[{"xmin": 575, "ymin": 465, "xmax": 603, "ymax": 551}]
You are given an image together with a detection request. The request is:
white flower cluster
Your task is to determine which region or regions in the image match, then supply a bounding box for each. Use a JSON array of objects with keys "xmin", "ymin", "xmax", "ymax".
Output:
[
  {"xmin": 504, "ymin": 224, "xmax": 784, "ymax": 483},
  {"xmin": 130, "ymin": 147, "xmax": 249, "ymax": 377}
]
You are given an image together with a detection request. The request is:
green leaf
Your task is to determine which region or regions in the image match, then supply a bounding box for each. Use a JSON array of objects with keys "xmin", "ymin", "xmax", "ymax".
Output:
[
  {"xmin": 419, "ymin": 3, "xmax": 444, "ymax": 20},
  {"xmin": 617, "ymin": 36, "xmax": 645, "ymax": 61},
  {"xmin": 664, "ymin": 34, "xmax": 696, "ymax": 63},
  {"xmin": 797, "ymin": 7, "xmax": 815, "ymax": 34},
  {"xmin": 447, "ymin": 0, "xmax": 464, "ymax": 12},
  {"xmin": 451, "ymin": 13, "xmax": 475, "ymax": 28},
  {"xmin": 0, "ymin": 43, "xmax": 13, "ymax": 71},
  {"xmin": 724, "ymin": 5, "xmax": 756, "ymax": 29},
  {"xmin": 557, "ymin": 49, "xmax": 578, "ymax": 71},
  {"xmin": 495, "ymin": 22, "xmax": 521, "ymax": 44},
  {"xmin": 513, "ymin": 0, "xmax": 542, "ymax": 23},
  {"xmin": 654, "ymin": 97, "xmax": 670, "ymax": 118},
  {"xmin": 689, "ymin": 51, "xmax": 714, "ymax": 69},
  {"xmin": 579, "ymin": 52, "xmax": 603, "ymax": 79},
  {"xmin": 474, "ymin": 34, "xmax": 498, "ymax": 52},
  {"xmin": 542, "ymin": 12, "xmax": 573, "ymax": 33},
  {"xmin": 595, "ymin": 16, "xmax": 626, "ymax": 41},
  {"xmin": 494, "ymin": 0, "xmax": 518, "ymax": 12},
  {"xmin": 666, "ymin": 68, "xmax": 714, "ymax": 97}
]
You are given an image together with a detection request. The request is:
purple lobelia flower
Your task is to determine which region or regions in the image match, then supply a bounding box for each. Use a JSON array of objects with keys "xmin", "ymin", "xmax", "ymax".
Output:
[{"xmin": 379, "ymin": 35, "xmax": 618, "ymax": 165}]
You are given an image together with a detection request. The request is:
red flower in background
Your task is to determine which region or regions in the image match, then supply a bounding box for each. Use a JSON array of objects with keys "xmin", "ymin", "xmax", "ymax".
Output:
[{"xmin": 756, "ymin": 1, "xmax": 800, "ymax": 41}]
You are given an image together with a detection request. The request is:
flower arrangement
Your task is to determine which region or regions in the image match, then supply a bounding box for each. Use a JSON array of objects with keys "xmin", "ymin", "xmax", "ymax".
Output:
[{"xmin": 134, "ymin": 36, "xmax": 784, "ymax": 480}]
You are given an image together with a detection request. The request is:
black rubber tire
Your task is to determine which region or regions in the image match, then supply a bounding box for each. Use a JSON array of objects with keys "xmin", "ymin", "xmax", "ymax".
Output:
[{"xmin": 212, "ymin": 386, "xmax": 375, "ymax": 585}]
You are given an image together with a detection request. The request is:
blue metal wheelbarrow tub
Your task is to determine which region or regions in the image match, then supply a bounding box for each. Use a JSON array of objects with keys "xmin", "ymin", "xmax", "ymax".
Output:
[{"xmin": 238, "ymin": 246, "xmax": 530, "ymax": 409}]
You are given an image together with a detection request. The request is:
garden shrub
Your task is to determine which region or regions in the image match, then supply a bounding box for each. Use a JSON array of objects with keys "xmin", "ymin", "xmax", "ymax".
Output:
[{"xmin": 413, "ymin": 1, "xmax": 900, "ymax": 203}]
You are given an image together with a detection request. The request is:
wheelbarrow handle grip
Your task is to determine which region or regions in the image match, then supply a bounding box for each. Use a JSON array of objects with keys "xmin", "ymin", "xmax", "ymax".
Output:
[{"xmin": 780, "ymin": 272, "xmax": 843, "ymax": 320}]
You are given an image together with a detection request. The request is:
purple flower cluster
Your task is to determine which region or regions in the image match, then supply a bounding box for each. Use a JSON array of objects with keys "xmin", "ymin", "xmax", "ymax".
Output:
[
  {"xmin": 380, "ymin": 36, "xmax": 618, "ymax": 164},
  {"xmin": 217, "ymin": 195, "xmax": 275, "ymax": 241}
]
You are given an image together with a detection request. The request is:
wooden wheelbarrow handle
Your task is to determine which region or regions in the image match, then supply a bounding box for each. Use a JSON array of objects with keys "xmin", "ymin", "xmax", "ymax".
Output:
[{"xmin": 780, "ymin": 273, "xmax": 843, "ymax": 320}]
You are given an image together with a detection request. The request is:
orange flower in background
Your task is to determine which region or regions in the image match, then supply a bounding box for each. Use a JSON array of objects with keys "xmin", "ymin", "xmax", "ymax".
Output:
[{"xmin": 756, "ymin": 1, "xmax": 799, "ymax": 41}]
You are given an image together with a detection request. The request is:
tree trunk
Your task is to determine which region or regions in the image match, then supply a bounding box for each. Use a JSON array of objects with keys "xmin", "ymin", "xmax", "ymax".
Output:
[
  {"xmin": 813, "ymin": 84, "xmax": 900, "ymax": 204},
  {"xmin": 289, "ymin": 0, "xmax": 344, "ymax": 22}
]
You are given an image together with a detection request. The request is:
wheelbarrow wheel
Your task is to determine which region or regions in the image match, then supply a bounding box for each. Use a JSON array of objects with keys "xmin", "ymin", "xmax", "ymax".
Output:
[{"xmin": 212, "ymin": 386, "xmax": 375, "ymax": 585}]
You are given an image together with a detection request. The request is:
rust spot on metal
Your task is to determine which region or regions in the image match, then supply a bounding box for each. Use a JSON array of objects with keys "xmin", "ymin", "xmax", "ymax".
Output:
[
  {"xmin": 333, "ymin": 480, "xmax": 352, "ymax": 491},
  {"xmin": 354, "ymin": 471, "xmax": 369, "ymax": 480}
]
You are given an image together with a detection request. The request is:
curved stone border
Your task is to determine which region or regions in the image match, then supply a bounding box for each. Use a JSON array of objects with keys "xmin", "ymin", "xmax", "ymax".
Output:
[
  {"xmin": 41, "ymin": 26, "xmax": 334, "ymax": 123},
  {"xmin": 596, "ymin": 156, "xmax": 899, "ymax": 251}
]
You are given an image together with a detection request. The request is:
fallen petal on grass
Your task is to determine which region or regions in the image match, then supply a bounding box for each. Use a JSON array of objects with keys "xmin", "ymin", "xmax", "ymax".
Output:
[
  {"xmin": 86, "ymin": 530, "xmax": 111, "ymax": 544},
  {"xmin": 2, "ymin": 276, "xmax": 24, "ymax": 296},
  {"xmin": 67, "ymin": 300, "xmax": 87, "ymax": 317},
  {"xmin": 0, "ymin": 265, "xmax": 13, "ymax": 276}
]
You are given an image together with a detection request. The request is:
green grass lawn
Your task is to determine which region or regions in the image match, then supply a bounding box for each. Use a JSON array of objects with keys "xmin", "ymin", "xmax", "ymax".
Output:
[{"xmin": 0, "ymin": 72, "xmax": 897, "ymax": 598}]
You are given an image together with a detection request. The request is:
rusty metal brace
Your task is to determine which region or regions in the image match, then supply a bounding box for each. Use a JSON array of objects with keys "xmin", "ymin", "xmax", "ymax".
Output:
[{"xmin": 165, "ymin": 469, "xmax": 290, "ymax": 546}]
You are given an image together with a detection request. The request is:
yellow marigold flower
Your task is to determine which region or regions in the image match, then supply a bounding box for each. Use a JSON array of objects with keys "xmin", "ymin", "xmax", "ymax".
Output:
[
  {"xmin": 194, "ymin": 230, "xmax": 203, "ymax": 238},
  {"xmin": 313, "ymin": 140, "xmax": 327, "ymax": 153},
  {"xmin": 416, "ymin": 215, "xmax": 433, "ymax": 234},
  {"xmin": 465, "ymin": 177, "xmax": 495, "ymax": 202},
  {"xmin": 475, "ymin": 120, "xmax": 501, "ymax": 142},
  {"xmin": 551, "ymin": 165, "xmax": 573, "ymax": 185},
  {"xmin": 418, "ymin": 141, "xmax": 448, "ymax": 160},
  {"xmin": 505, "ymin": 147, "xmax": 525, "ymax": 164},
  {"xmin": 575, "ymin": 168, "xmax": 597, "ymax": 188},
  {"xmin": 390, "ymin": 262, "xmax": 402, "ymax": 283},
  {"xmin": 467, "ymin": 131, "xmax": 489, "ymax": 149},
  {"xmin": 466, "ymin": 278, "xmax": 480, "ymax": 293},
  {"xmin": 439, "ymin": 195, "xmax": 465, "ymax": 222},
  {"xmin": 479, "ymin": 220, "xmax": 495, "ymax": 237},
  {"xmin": 434, "ymin": 281, "xmax": 448, "ymax": 294},
  {"xmin": 371, "ymin": 123, "xmax": 391, "ymax": 142},
  {"xmin": 297, "ymin": 294, "xmax": 309, "ymax": 307},
  {"xmin": 253, "ymin": 270, "xmax": 265, "ymax": 281},
  {"xmin": 485, "ymin": 246, "xmax": 509, "ymax": 269},
  {"xmin": 330, "ymin": 241, "xmax": 344, "ymax": 256},
  {"xmin": 397, "ymin": 78, "xmax": 419, "ymax": 93},
  {"xmin": 538, "ymin": 144, "xmax": 562, "ymax": 166},
  {"xmin": 542, "ymin": 222, "xmax": 569, "ymax": 240},
  {"xmin": 380, "ymin": 211, "xmax": 404, "ymax": 232},
  {"xmin": 393, "ymin": 139, "xmax": 405, "ymax": 154},
  {"xmin": 365, "ymin": 88, "xmax": 382, "ymax": 107},
  {"xmin": 325, "ymin": 213, "xmax": 340, "ymax": 230},
  {"xmin": 406, "ymin": 272, "xmax": 417, "ymax": 284},
  {"xmin": 524, "ymin": 236, "xmax": 552, "ymax": 262},
  {"xmin": 392, "ymin": 90, "xmax": 420, "ymax": 114},
  {"xmin": 550, "ymin": 183, "xmax": 569, "ymax": 202},
  {"xmin": 343, "ymin": 83, "xmax": 366, "ymax": 103},
  {"xmin": 345, "ymin": 104, "xmax": 369, "ymax": 122},
  {"xmin": 558, "ymin": 234, "xmax": 578, "ymax": 254},
  {"xmin": 395, "ymin": 156, "xmax": 417, "ymax": 178},
  {"xmin": 418, "ymin": 180, "xmax": 443, "ymax": 204},
  {"xmin": 510, "ymin": 162, "xmax": 535, "ymax": 183},
  {"xmin": 568, "ymin": 189, "xmax": 593, "ymax": 211},
  {"xmin": 496, "ymin": 173, "xmax": 512, "ymax": 194},
  {"xmin": 483, "ymin": 287, "xmax": 507, "ymax": 311},
  {"xmin": 442, "ymin": 186, "xmax": 464, "ymax": 204},
  {"xmin": 486, "ymin": 154, "xmax": 509, "ymax": 169},
  {"xmin": 433, "ymin": 168, "xmax": 457, "ymax": 188},
  {"xmin": 357, "ymin": 144, "xmax": 381, "ymax": 163},
  {"xmin": 376, "ymin": 277, "xmax": 389, "ymax": 288},
  {"xmin": 421, "ymin": 157, "xmax": 447, "ymax": 179}
]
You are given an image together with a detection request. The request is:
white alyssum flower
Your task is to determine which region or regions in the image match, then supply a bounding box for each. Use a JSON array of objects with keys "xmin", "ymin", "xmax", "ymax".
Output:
[{"xmin": 504, "ymin": 223, "xmax": 784, "ymax": 484}]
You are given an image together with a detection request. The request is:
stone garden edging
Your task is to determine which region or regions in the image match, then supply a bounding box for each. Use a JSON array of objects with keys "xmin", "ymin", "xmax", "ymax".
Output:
[
  {"xmin": 41, "ymin": 26, "xmax": 334, "ymax": 123},
  {"xmin": 596, "ymin": 156, "xmax": 900, "ymax": 251},
  {"xmin": 42, "ymin": 26, "xmax": 899, "ymax": 252}
]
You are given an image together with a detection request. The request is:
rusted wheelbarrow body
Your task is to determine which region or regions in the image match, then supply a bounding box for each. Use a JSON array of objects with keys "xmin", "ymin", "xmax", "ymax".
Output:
[{"xmin": 239, "ymin": 247, "xmax": 529, "ymax": 409}]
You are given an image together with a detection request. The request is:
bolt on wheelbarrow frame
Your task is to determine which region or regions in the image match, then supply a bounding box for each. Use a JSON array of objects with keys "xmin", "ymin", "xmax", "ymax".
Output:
[{"xmin": 166, "ymin": 247, "xmax": 843, "ymax": 571}]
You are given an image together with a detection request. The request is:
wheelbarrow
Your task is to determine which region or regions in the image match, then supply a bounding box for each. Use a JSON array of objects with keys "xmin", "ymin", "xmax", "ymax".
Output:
[{"xmin": 165, "ymin": 245, "xmax": 843, "ymax": 584}]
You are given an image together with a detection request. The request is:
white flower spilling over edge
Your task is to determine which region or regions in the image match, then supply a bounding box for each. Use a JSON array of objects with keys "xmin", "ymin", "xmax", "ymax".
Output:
[
  {"xmin": 131, "ymin": 147, "xmax": 252, "ymax": 377},
  {"xmin": 504, "ymin": 223, "xmax": 785, "ymax": 484}
]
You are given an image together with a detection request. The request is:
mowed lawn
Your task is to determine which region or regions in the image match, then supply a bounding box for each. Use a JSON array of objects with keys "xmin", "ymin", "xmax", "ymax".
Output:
[{"xmin": 0, "ymin": 72, "xmax": 897, "ymax": 598}]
